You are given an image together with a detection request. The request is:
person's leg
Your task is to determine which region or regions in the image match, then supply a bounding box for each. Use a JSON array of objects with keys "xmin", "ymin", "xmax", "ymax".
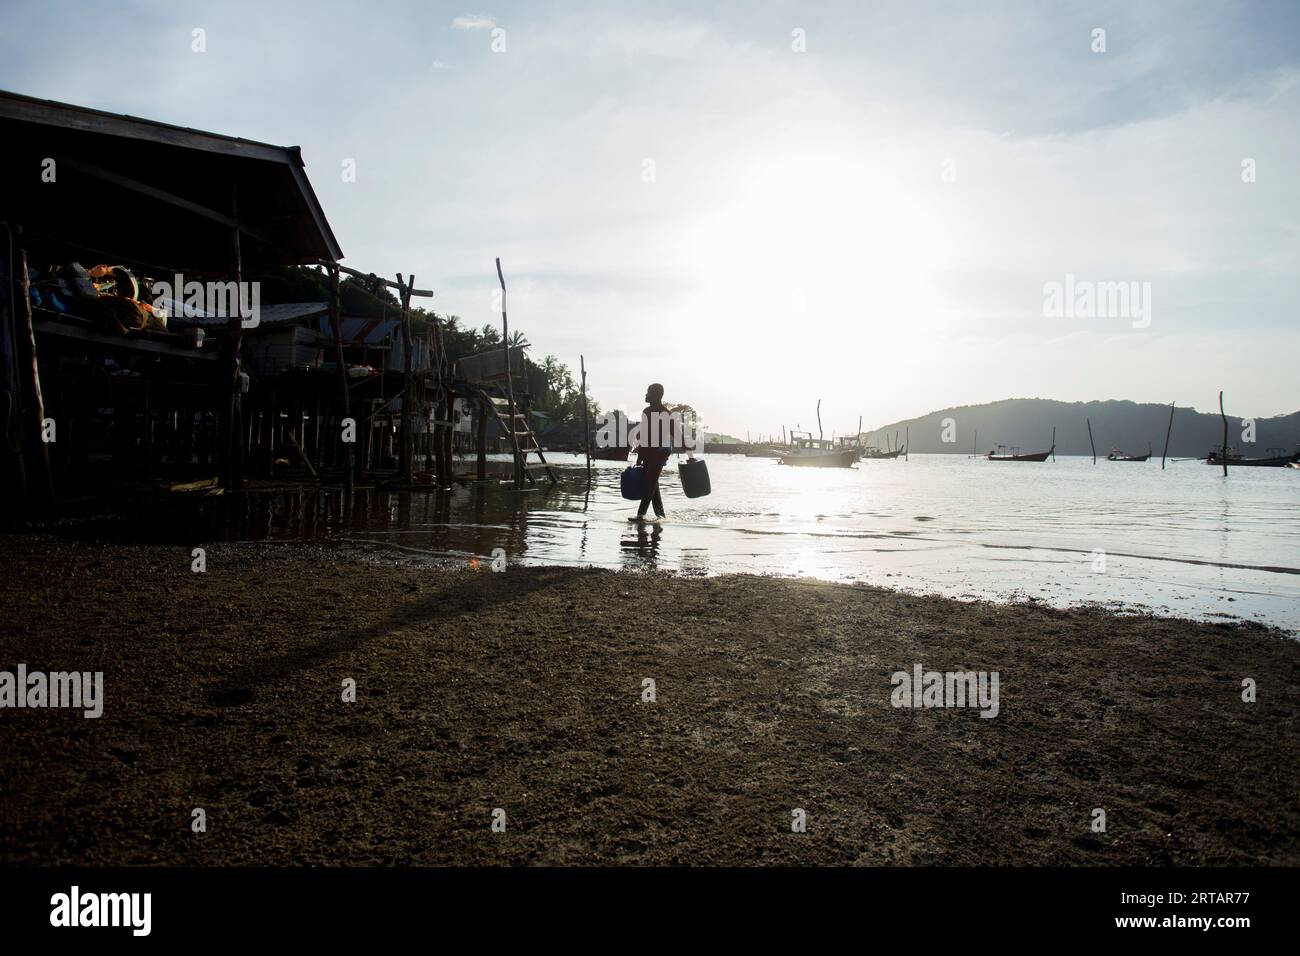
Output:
[
  {"xmin": 643, "ymin": 456, "xmax": 666, "ymax": 518},
  {"xmin": 636, "ymin": 459, "xmax": 658, "ymax": 517}
]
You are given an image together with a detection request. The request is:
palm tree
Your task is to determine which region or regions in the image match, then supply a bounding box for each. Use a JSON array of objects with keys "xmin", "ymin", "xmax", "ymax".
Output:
[{"xmin": 506, "ymin": 330, "xmax": 530, "ymax": 350}]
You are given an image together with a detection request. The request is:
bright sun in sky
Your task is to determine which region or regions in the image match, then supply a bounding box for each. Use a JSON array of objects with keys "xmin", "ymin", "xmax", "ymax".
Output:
[{"xmin": 676, "ymin": 151, "xmax": 950, "ymax": 431}]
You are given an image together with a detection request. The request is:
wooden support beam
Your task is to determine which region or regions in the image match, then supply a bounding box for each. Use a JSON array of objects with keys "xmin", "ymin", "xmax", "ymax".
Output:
[
  {"xmin": 13, "ymin": 240, "xmax": 52, "ymax": 500},
  {"xmin": 496, "ymin": 257, "xmax": 526, "ymax": 486},
  {"xmin": 476, "ymin": 394, "xmax": 487, "ymax": 480},
  {"xmin": 332, "ymin": 263, "xmax": 433, "ymax": 298},
  {"xmin": 396, "ymin": 273, "xmax": 415, "ymax": 484},
  {"xmin": 327, "ymin": 263, "xmax": 353, "ymax": 493},
  {"xmin": 55, "ymin": 154, "xmax": 275, "ymax": 245},
  {"xmin": 220, "ymin": 187, "xmax": 244, "ymax": 490}
]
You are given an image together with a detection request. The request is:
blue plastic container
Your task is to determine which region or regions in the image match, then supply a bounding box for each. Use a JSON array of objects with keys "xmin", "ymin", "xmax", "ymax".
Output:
[
  {"xmin": 620, "ymin": 464, "xmax": 645, "ymax": 500},
  {"xmin": 679, "ymin": 458, "xmax": 711, "ymax": 498}
]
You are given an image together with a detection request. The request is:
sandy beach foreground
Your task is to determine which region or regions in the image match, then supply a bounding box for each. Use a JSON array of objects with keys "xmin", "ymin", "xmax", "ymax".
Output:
[{"xmin": 0, "ymin": 533, "xmax": 1296, "ymax": 866}]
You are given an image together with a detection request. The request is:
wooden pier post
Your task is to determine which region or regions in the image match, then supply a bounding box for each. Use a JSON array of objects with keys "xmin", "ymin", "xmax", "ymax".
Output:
[
  {"xmin": 221, "ymin": 189, "xmax": 245, "ymax": 490},
  {"xmin": 1161, "ymin": 401, "xmax": 1175, "ymax": 470},
  {"xmin": 395, "ymin": 273, "xmax": 415, "ymax": 485},
  {"xmin": 580, "ymin": 354, "xmax": 591, "ymax": 481},
  {"xmin": 13, "ymin": 240, "xmax": 52, "ymax": 500},
  {"xmin": 476, "ymin": 393, "xmax": 487, "ymax": 480},
  {"xmin": 1219, "ymin": 391, "xmax": 1229, "ymax": 477},
  {"xmin": 327, "ymin": 263, "xmax": 353, "ymax": 493},
  {"xmin": 495, "ymin": 258, "xmax": 524, "ymax": 486}
]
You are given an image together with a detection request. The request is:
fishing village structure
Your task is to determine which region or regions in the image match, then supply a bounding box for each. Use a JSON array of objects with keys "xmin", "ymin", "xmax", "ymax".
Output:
[{"xmin": 0, "ymin": 91, "xmax": 562, "ymax": 519}]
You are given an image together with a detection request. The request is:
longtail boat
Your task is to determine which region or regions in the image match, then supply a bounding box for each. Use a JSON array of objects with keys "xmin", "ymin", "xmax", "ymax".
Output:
[
  {"xmin": 861, "ymin": 445, "xmax": 904, "ymax": 460},
  {"xmin": 1107, "ymin": 444, "xmax": 1151, "ymax": 462},
  {"xmin": 987, "ymin": 444, "xmax": 1053, "ymax": 462},
  {"xmin": 1205, "ymin": 446, "xmax": 1300, "ymax": 467}
]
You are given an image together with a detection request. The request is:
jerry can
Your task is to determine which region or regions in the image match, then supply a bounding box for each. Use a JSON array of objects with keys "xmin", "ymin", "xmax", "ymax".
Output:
[
  {"xmin": 679, "ymin": 458, "xmax": 711, "ymax": 498},
  {"xmin": 620, "ymin": 464, "xmax": 645, "ymax": 500}
]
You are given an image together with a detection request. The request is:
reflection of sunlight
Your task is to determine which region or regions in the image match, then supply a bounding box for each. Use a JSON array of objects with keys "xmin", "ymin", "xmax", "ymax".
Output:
[{"xmin": 787, "ymin": 548, "xmax": 821, "ymax": 577}]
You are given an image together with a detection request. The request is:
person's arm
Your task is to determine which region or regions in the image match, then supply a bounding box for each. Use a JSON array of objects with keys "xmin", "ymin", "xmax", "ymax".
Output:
[{"xmin": 631, "ymin": 407, "xmax": 649, "ymax": 463}]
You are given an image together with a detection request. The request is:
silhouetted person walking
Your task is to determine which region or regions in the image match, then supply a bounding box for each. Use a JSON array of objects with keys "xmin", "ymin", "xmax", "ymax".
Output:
[{"xmin": 630, "ymin": 383, "xmax": 672, "ymax": 522}]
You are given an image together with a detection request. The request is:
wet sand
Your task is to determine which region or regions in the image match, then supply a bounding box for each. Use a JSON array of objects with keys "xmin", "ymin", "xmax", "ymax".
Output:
[{"xmin": 0, "ymin": 533, "xmax": 1296, "ymax": 866}]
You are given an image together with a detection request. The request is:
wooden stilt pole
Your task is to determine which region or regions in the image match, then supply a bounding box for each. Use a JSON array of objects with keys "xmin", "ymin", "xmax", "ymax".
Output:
[
  {"xmin": 327, "ymin": 263, "xmax": 353, "ymax": 493},
  {"xmin": 396, "ymin": 273, "xmax": 415, "ymax": 485},
  {"xmin": 1219, "ymin": 391, "xmax": 1229, "ymax": 477},
  {"xmin": 495, "ymin": 258, "xmax": 524, "ymax": 485},
  {"xmin": 476, "ymin": 394, "xmax": 487, "ymax": 480},
  {"xmin": 1087, "ymin": 418, "xmax": 1096, "ymax": 464},
  {"xmin": 13, "ymin": 240, "xmax": 51, "ymax": 500},
  {"xmin": 1161, "ymin": 401, "xmax": 1175, "ymax": 470},
  {"xmin": 580, "ymin": 354, "xmax": 591, "ymax": 481},
  {"xmin": 221, "ymin": 188, "xmax": 244, "ymax": 490}
]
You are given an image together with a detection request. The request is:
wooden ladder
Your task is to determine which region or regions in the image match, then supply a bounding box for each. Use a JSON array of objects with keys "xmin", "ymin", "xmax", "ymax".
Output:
[{"xmin": 472, "ymin": 384, "xmax": 557, "ymax": 485}]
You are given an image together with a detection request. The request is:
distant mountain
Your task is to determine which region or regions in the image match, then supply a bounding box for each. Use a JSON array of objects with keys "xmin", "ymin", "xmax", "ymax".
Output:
[
  {"xmin": 866, "ymin": 399, "xmax": 1300, "ymax": 458},
  {"xmin": 704, "ymin": 431, "xmax": 746, "ymax": 445}
]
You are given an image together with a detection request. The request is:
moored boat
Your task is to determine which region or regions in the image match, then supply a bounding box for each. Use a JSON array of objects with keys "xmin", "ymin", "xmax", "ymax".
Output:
[
  {"xmin": 987, "ymin": 443, "xmax": 1054, "ymax": 462},
  {"xmin": 780, "ymin": 433, "xmax": 858, "ymax": 468},
  {"xmin": 861, "ymin": 445, "xmax": 904, "ymax": 460},
  {"xmin": 1107, "ymin": 444, "xmax": 1151, "ymax": 462},
  {"xmin": 1205, "ymin": 446, "xmax": 1299, "ymax": 467}
]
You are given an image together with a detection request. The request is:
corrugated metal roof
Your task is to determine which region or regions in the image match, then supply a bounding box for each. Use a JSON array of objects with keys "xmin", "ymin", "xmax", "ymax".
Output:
[
  {"xmin": 172, "ymin": 301, "xmax": 329, "ymax": 328},
  {"xmin": 0, "ymin": 89, "xmax": 345, "ymax": 265},
  {"xmin": 317, "ymin": 314, "xmax": 401, "ymax": 345}
]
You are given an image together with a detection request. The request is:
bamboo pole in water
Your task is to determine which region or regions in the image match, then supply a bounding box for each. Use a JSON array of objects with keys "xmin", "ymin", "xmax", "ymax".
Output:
[
  {"xmin": 1219, "ymin": 391, "xmax": 1229, "ymax": 477},
  {"xmin": 1161, "ymin": 401, "xmax": 1175, "ymax": 470},
  {"xmin": 580, "ymin": 354, "xmax": 591, "ymax": 482},
  {"xmin": 1087, "ymin": 418, "xmax": 1096, "ymax": 464},
  {"xmin": 905, "ymin": 426, "xmax": 909, "ymax": 461}
]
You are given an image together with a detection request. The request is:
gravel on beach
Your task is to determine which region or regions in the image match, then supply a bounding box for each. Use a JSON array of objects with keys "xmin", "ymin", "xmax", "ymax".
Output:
[{"xmin": 0, "ymin": 533, "xmax": 1296, "ymax": 866}]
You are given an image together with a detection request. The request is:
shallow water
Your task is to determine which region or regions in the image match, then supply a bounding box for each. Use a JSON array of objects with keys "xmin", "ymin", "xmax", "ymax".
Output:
[{"xmin": 125, "ymin": 452, "xmax": 1300, "ymax": 633}]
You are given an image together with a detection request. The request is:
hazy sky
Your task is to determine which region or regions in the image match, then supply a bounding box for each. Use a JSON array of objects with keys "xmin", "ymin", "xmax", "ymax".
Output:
[{"xmin": 4, "ymin": 1, "xmax": 1298, "ymax": 437}]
